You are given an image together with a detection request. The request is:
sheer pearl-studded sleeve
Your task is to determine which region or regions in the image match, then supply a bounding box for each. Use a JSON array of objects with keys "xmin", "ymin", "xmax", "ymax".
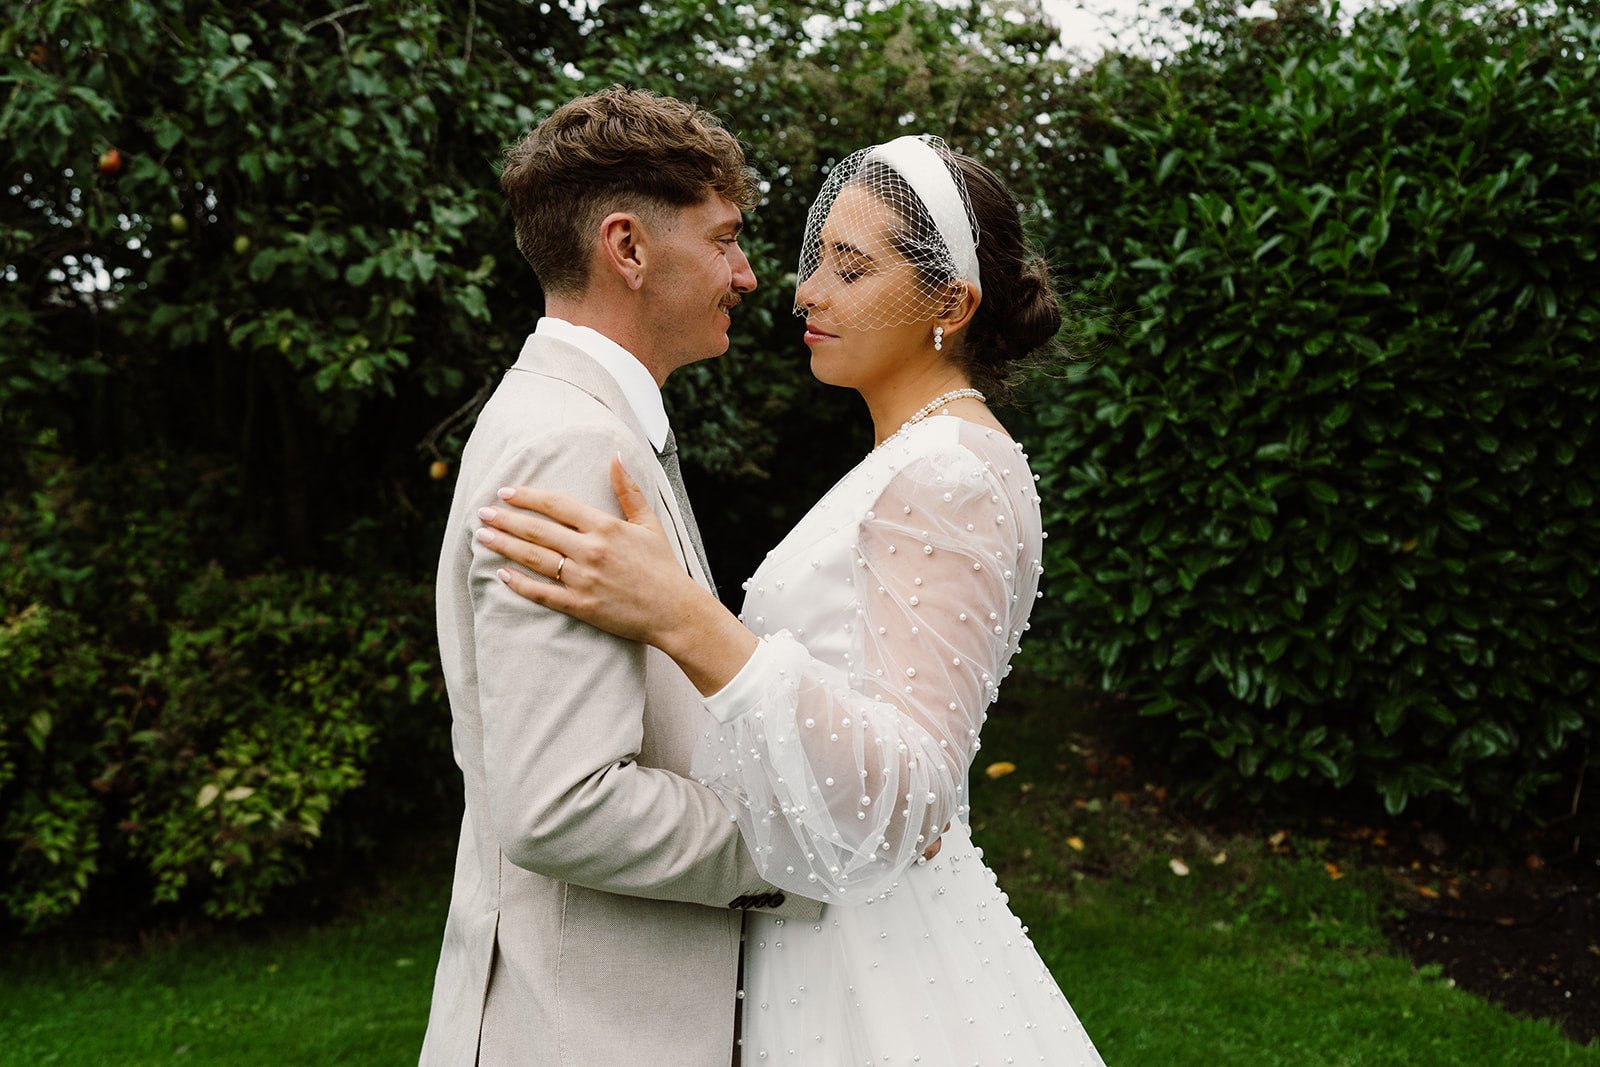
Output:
[{"xmin": 693, "ymin": 429, "xmax": 1043, "ymax": 902}]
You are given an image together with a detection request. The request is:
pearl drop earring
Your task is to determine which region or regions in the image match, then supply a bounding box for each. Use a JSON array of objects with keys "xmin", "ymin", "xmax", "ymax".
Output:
[{"xmin": 933, "ymin": 326, "xmax": 944, "ymax": 352}]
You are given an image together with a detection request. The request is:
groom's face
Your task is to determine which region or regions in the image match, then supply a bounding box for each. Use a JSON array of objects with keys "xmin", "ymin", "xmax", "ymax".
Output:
[{"xmin": 643, "ymin": 194, "xmax": 758, "ymax": 372}]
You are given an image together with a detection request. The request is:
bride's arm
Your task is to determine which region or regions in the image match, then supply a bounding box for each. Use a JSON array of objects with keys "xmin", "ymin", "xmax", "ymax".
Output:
[{"xmin": 686, "ymin": 447, "xmax": 1037, "ymax": 901}]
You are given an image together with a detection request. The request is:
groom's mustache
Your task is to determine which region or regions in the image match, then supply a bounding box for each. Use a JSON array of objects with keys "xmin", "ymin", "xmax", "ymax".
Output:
[{"xmin": 720, "ymin": 295, "xmax": 742, "ymax": 311}]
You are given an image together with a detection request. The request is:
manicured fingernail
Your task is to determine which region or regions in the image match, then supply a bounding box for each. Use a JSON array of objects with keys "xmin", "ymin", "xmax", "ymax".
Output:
[
  {"xmin": 475, "ymin": 528, "xmax": 495, "ymax": 545},
  {"xmin": 478, "ymin": 506, "xmax": 497, "ymax": 521},
  {"xmin": 497, "ymin": 487, "xmax": 515, "ymax": 500},
  {"xmin": 496, "ymin": 568, "xmax": 511, "ymax": 584}
]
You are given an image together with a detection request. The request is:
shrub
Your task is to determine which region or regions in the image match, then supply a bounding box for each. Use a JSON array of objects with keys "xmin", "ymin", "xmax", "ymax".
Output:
[
  {"xmin": 0, "ymin": 603, "xmax": 111, "ymax": 925},
  {"xmin": 1029, "ymin": 0, "xmax": 1600, "ymax": 827},
  {"xmin": 0, "ymin": 444, "xmax": 447, "ymax": 930}
]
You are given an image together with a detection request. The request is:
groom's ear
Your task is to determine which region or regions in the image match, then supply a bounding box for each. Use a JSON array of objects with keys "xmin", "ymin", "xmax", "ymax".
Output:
[{"xmin": 597, "ymin": 211, "xmax": 647, "ymax": 291}]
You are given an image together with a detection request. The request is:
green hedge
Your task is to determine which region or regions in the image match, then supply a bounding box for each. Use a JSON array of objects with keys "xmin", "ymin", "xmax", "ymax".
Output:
[
  {"xmin": 0, "ymin": 443, "xmax": 447, "ymax": 930},
  {"xmin": 1029, "ymin": 0, "xmax": 1600, "ymax": 825}
]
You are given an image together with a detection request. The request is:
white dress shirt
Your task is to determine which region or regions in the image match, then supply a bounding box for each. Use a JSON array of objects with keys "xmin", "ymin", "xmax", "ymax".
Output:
[{"xmin": 530, "ymin": 316, "xmax": 670, "ymax": 452}]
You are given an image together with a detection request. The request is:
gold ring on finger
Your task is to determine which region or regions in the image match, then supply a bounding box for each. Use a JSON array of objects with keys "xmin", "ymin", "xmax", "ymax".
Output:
[{"xmin": 554, "ymin": 555, "xmax": 566, "ymax": 583}]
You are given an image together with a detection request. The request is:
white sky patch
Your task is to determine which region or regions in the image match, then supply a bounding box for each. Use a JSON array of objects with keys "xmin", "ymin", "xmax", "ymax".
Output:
[{"xmin": 1039, "ymin": 0, "xmax": 1338, "ymax": 58}]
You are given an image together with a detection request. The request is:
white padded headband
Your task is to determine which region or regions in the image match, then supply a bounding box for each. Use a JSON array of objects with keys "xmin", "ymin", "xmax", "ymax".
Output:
[{"xmin": 867, "ymin": 135, "xmax": 982, "ymax": 295}]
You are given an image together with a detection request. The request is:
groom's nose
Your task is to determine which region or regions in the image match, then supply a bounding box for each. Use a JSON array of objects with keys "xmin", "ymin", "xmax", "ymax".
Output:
[{"xmin": 729, "ymin": 241, "xmax": 757, "ymax": 294}]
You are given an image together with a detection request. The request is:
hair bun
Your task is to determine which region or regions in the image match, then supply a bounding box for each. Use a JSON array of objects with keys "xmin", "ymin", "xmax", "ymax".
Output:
[
  {"xmin": 1000, "ymin": 256, "xmax": 1062, "ymax": 359},
  {"xmin": 950, "ymin": 154, "xmax": 1066, "ymax": 404}
]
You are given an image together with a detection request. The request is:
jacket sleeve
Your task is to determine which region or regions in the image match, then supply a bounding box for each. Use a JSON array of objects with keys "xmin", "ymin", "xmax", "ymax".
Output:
[{"xmin": 466, "ymin": 423, "xmax": 805, "ymax": 911}]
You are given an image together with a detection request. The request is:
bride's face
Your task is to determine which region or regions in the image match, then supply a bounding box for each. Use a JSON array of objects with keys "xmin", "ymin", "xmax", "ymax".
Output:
[{"xmin": 796, "ymin": 184, "xmax": 945, "ymax": 390}]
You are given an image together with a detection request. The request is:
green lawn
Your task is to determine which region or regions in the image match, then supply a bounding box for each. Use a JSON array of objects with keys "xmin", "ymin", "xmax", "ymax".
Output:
[
  {"xmin": 0, "ymin": 863, "xmax": 443, "ymax": 1065},
  {"xmin": 2, "ymin": 681, "xmax": 1595, "ymax": 1065}
]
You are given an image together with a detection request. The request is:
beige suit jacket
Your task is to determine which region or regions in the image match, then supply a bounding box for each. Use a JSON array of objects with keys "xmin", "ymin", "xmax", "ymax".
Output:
[{"xmin": 421, "ymin": 337, "xmax": 819, "ymax": 1067}]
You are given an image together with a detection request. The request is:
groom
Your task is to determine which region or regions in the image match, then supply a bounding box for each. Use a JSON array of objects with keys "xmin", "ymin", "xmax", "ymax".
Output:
[{"xmin": 420, "ymin": 88, "xmax": 820, "ymax": 1066}]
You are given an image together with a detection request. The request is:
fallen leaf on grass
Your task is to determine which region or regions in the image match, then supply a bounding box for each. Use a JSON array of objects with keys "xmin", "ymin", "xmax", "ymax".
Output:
[
  {"xmin": 1415, "ymin": 884, "xmax": 1440, "ymax": 899},
  {"xmin": 1268, "ymin": 829, "xmax": 1290, "ymax": 850},
  {"xmin": 1169, "ymin": 858, "xmax": 1191, "ymax": 877},
  {"xmin": 1325, "ymin": 862, "xmax": 1344, "ymax": 880},
  {"xmin": 985, "ymin": 761, "xmax": 1016, "ymax": 779},
  {"xmin": 1212, "ymin": 850, "xmax": 1228, "ymax": 865},
  {"xmin": 1066, "ymin": 836, "xmax": 1085, "ymax": 852}
]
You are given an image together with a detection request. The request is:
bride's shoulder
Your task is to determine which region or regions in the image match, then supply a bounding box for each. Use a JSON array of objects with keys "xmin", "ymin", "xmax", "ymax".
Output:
[
  {"xmin": 870, "ymin": 418, "xmax": 1007, "ymax": 498},
  {"xmin": 896, "ymin": 416, "xmax": 1028, "ymax": 473}
]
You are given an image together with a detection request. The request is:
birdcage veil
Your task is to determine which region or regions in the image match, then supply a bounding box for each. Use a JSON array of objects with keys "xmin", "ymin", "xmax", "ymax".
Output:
[{"xmin": 794, "ymin": 134, "xmax": 982, "ymax": 331}]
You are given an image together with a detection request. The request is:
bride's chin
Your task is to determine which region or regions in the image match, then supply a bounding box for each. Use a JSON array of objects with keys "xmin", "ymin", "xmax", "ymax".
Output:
[{"xmin": 808, "ymin": 351, "xmax": 848, "ymax": 387}]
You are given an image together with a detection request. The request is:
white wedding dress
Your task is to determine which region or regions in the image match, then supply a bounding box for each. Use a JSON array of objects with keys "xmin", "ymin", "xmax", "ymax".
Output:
[{"xmin": 693, "ymin": 416, "xmax": 1105, "ymax": 1066}]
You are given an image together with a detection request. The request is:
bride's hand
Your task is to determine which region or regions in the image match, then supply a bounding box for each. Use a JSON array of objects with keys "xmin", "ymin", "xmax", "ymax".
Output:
[{"xmin": 476, "ymin": 456, "xmax": 706, "ymax": 647}]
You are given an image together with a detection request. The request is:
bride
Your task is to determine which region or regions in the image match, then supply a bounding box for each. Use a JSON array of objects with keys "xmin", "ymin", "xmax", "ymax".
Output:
[{"xmin": 479, "ymin": 135, "xmax": 1105, "ymax": 1065}]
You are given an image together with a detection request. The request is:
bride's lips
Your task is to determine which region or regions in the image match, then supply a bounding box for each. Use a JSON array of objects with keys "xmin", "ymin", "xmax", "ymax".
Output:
[{"xmin": 804, "ymin": 323, "xmax": 838, "ymax": 345}]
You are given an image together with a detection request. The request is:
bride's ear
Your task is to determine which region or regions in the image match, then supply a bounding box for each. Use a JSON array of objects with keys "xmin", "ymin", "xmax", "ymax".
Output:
[{"xmin": 935, "ymin": 281, "xmax": 981, "ymax": 339}]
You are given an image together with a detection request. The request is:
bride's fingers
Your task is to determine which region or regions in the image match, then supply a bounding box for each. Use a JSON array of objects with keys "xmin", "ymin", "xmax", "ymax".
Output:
[
  {"xmin": 478, "ymin": 505, "xmax": 583, "ymax": 560},
  {"xmin": 474, "ymin": 524, "xmax": 566, "ymax": 576},
  {"xmin": 496, "ymin": 484, "xmax": 608, "ymax": 532},
  {"xmin": 496, "ymin": 563, "xmax": 577, "ymax": 609}
]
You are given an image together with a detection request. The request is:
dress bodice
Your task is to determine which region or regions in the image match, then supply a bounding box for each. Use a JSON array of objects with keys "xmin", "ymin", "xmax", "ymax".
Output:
[{"xmin": 739, "ymin": 415, "xmax": 1043, "ymax": 677}]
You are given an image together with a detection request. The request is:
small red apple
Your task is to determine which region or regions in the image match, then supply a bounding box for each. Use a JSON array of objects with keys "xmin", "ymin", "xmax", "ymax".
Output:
[
  {"xmin": 429, "ymin": 460, "xmax": 450, "ymax": 481},
  {"xmin": 97, "ymin": 147, "xmax": 122, "ymax": 175}
]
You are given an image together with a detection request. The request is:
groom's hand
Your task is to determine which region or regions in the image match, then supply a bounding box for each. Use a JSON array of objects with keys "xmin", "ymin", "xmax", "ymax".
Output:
[{"xmin": 921, "ymin": 822, "xmax": 952, "ymax": 863}]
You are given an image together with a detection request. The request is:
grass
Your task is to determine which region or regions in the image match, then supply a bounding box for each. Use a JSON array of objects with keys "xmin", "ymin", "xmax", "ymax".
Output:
[
  {"xmin": 2, "ymin": 674, "xmax": 1596, "ymax": 1065},
  {"xmin": 0, "ymin": 861, "xmax": 445, "ymax": 1065}
]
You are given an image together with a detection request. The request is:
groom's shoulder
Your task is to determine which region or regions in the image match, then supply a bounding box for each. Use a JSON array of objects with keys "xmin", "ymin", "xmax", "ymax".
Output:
[{"xmin": 464, "ymin": 373, "xmax": 645, "ymax": 480}]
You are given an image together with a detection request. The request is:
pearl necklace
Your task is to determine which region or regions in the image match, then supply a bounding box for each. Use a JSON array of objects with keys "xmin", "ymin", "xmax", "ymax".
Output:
[{"xmin": 874, "ymin": 388, "xmax": 986, "ymax": 452}]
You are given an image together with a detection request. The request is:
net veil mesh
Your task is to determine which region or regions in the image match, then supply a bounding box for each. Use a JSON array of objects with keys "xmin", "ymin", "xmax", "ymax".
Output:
[{"xmin": 794, "ymin": 135, "xmax": 980, "ymax": 332}]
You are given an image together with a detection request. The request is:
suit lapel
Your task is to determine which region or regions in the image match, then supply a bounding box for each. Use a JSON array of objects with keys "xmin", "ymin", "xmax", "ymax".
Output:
[{"xmin": 509, "ymin": 336, "xmax": 710, "ymax": 591}]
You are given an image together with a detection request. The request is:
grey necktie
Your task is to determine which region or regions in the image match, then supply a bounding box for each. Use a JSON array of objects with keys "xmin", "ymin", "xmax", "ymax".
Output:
[{"xmin": 656, "ymin": 429, "xmax": 717, "ymax": 599}]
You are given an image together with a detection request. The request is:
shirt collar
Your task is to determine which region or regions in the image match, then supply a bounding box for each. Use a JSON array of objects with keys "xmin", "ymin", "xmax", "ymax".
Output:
[{"xmin": 532, "ymin": 317, "xmax": 670, "ymax": 452}]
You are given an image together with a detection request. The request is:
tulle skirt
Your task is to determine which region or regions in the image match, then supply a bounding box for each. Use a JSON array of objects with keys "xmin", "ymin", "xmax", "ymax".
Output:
[{"xmin": 739, "ymin": 820, "xmax": 1105, "ymax": 1066}]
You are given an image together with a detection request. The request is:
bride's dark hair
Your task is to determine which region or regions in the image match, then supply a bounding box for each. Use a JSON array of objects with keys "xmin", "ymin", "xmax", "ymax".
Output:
[{"xmin": 949, "ymin": 154, "xmax": 1062, "ymax": 405}]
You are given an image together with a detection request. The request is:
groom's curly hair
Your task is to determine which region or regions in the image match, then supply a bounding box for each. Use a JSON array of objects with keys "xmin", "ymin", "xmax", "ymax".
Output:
[{"xmin": 501, "ymin": 86, "xmax": 759, "ymax": 297}]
